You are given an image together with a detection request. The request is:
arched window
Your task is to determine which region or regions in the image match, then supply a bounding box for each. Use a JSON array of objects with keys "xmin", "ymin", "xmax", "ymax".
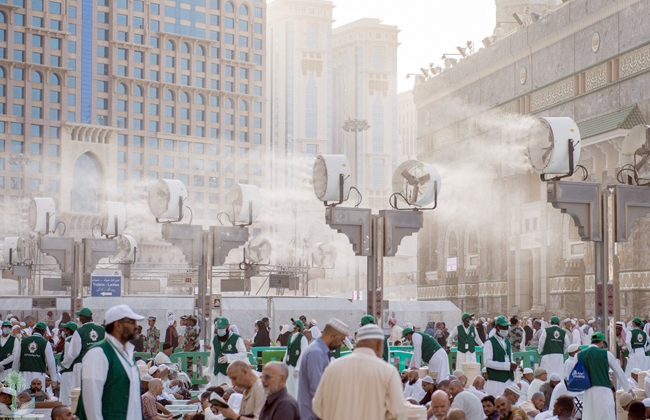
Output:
[
  {"xmin": 32, "ymin": 71, "xmax": 43, "ymax": 83},
  {"xmin": 196, "ymin": 45, "xmax": 206, "ymax": 56},
  {"xmin": 239, "ymin": 100, "xmax": 247, "ymax": 111},
  {"xmin": 225, "ymin": 98, "xmax": 233, "ymax": 109},
  {"xmin": 71, "ymin": 153, "xmax": 103, "ymax": 213},
  {"xmin": 134, "ymin": 85, "xmax": 143, "ymax": 96},
  {"xmin": 50, "ymin": 73, "xmax": 60, "ymax": 85},
  {"xmin": 166, "ymin": 40, "xmax": 175, "ymax": 51},
  {"xmin": 182, "ymin": 42, "xmax": 190, "ymax": 54},
  {"xmin": 165, "ymin": 89, "xmax": 175, "ymax": 101},
  {"xmin": 306, "ymin": 25, "xmax": 317, "ymax": 49},
  {"xmin": 0, "ymin": 66, "xmax": 5, "ymax": 78},
  {"xmin": 118, "ymin": 83, "xmax": 128, "ymax": 94},
  {"xmin": 224, "ymin": 1, "xmax": 234, "ymax": 13},
  {"xmin": 180, "ymin": 92, "xmax": 190, "ymax": 103},
  {"xmin": 238, "ymin": 4, "xmax": 248, "ymax": 15},
  {"xmin": 196, "ymin": 94, "xmax": 205, "ymax": 105},
  {"xmin": 0, "ymin": 11, "xmax": 6, "ymax": 23}
]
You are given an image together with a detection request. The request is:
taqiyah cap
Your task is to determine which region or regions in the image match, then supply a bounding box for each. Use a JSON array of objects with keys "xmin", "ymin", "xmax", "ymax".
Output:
[{"xmin": 105, "ymin": 304, "xmax": 144, "ymax": 325}]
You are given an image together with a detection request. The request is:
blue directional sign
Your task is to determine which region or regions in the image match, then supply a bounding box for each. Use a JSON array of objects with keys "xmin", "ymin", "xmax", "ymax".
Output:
[{"xmin": 91, "ymin": 275, "xmax": 122, "ymax": 297}]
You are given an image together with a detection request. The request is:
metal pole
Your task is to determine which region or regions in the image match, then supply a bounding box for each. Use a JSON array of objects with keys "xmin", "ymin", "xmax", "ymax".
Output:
[
  {"xmin": 198, "ymin": 230, "xmax": 209, "ymax": 343},
  {"xmin": 206, "ymin": 229, "xmax": 214, "ymax": 336},
  {"xmin": 604, "ymin": 188, "xmax": 617, "ymax": 357}
]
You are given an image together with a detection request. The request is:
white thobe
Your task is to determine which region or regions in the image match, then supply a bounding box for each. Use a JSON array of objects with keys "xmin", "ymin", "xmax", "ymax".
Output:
[
  {"xmin": 309, "ymin": 326, "xmax": 322, "ymax": 340},
  {"xmin": 570, "ymin": 328, "xmax": 581, "ymax": 345},
  {"xmin": 628, "ymin": 377, "xmax": 638, "ymax": 389},
  {"xmin": 527, "ymin": 378, "xmax": 545, "ymax": 400},
  {"xmin": 0, "ymin": 334, "xmax": 20, "ymax": 381},
  {"xmin": 447, "ymin": 324, "xmax": 484, "ymax": 368},
  {"xmin": 581, "ymin": 325, "xmax": 594, "ymax": 345},
  {"xmin": 468, "ymin": 385, "xmax": 486, "ymax": 400},
  {"xmin": 519, "ymin": 379, "xmax": 530, "ymax": 399},
  {"xmin": 450, "ymin": 390, "xmax": 484, "ymax": 420},
  {"xmin": 403, "ymin": 379, "xmax": 427, "ymax": 401},
  {"xmin": 563, "ymin": 355, "xmax": 578, "ymax": 380},
  {"xmin": 206, "ymin": 334, "xmax": 248, "ymax": 387},
  {"xmin": 154, "ymin": 352, "xmax": 173, "ymax": 365},
  {"xmin": 624, "ymin": 331, "xmax": 650, "ymax": 376},
  {"xmin": 388, "ymin": 325, "xmax": 403, "ymax": 344},
  {"xmin": 409, "ymin": 332, "xmax": 449, "ymax": 381},
  {"xmin": 582, "ymin": 345, "xmax": 630, "ymax": 420},
  {"xmin": 312, "ymin": 347, "xmax": 407, "ymax": 420},
  {"xmin": 547, "ymin": 380, "xmax": 583, "ymax": 419},
  {"xmin": 12, "ymin": 333, "xmax": 58, "ymax": 386},
  {"xmin": 80, "ymin": 334, "xmax": 142, "ymax": 420},
  {"xmin": 645, "ymin": 374, "xmax": 650, "ymax": 398},
  {"xmin": 59, "ymin": 339, "xmax": 73, "ymax": 406},
  {"xmin": 282, "ymin": 333, "xmax": 308, "ymax": 398},
  {"xmin": 483, "ymin": 336, "xmax": 514, "ymax": 397},
  {"xmin": 534, "ymin": 412, "xmax": 555, "ymax": 420},
  {"xmin": 61, "ymin": 322, "xmax": 95, "ymax": 391},
  {"xmin": 537, "ymin": 328, "xmax": 570, "ymax": 378}
]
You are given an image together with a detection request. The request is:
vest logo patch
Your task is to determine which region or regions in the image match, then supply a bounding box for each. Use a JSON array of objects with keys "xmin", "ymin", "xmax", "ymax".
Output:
[
  {"xmin": 638, "ymin": 334, "xmax": 644, "ymax": 342},
  {"xmin": 90, "ymin": 330, "xmax": 99, "ymax": 341},
  {"xmin": 227, "ymin": 344, "xmax": 232, "ymax": 350},
  {"xmin": 295, "ymin": 350, "xmax": 300, "ymax": 355},
  {"xmin": 28, "ymin": 341, "xmax": 38, "ymax": 354},
  {"xmin": 553, "ymin": 330, "xmax": 560, "ymax": 339}
]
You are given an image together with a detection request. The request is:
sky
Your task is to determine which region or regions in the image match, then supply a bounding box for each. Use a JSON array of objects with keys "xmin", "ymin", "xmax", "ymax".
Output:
[{"xmin": 331, "ymin": 0, "xmax": 498, "ymax": 93}]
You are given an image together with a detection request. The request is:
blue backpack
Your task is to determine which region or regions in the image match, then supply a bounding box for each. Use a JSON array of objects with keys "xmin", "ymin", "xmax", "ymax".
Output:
[{"xmin": 567, "ymin": 358, "xmax": 591, "ymax": 392}]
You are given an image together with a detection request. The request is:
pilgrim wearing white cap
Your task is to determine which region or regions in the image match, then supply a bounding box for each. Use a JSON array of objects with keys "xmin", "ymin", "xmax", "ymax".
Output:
[
  {"xmin": 519, "ymin": 367, "xmax": 534, "ymax": 398},
  {"xmin": 387, "ymin": 317, "xmax": 402, "ymax": 344},
  {"xmin": 537, "ymin": 316, "xmax": 570, "ymax": 378},
  {"xmin": 308, "ymin": 319, "xmax": 322, "ymax": 341},
  {"xmin": 76, "ymin": 304, "xmax": 144, "ymax": 420},
  {"xmin": 562, "ymin": 343, "xmax": 581, "ymax": 380},
  {"xmin": 580, "ymin": 319, "xmax": 595, "ymax": 345},
  {"xmin": 563, "ymin": 318, "xmax": 581, "ymax": 346},
  {"xmin": 297, "ymin": 318, "xmax": 348, "ymax": 420},
  {"xmin": 312, "ymin": 324, "xmax": 406, "ymax": 420},
  {"xmin": 625, "ymin": 317, "xmax": 650, "ymax": 377},
  {"xmin": 628, "ymin": 367, "xmax": 642, "ymax": 388}
]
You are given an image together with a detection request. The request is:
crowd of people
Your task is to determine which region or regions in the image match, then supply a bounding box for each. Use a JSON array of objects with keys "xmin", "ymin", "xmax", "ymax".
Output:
[{"xmin": 2, "ymin": 308, "xmax": 650, "ymax": 420}]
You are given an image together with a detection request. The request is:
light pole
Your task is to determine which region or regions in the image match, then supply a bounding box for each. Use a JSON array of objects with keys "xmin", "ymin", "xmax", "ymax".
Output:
[
  {"xmin": 342, "ymin": 118, "xmax": 370, "ymax": 299},
  {"xmin": 9, "ymin": 153, "xmax": 31, "ymax": 294}
]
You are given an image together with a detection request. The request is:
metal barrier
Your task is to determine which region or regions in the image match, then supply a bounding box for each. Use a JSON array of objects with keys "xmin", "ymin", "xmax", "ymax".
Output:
[{"xmin": 169, "ymin": 351, "xmax": 211, "ymax": 386}]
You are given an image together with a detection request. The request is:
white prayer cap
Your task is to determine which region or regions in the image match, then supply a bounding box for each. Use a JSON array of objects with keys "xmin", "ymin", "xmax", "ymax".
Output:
[
  {"xmin": 422, "ymin": 376, "xmax": 435, "ymax": 384},
  {"xmin": 632, "ymin": 368, "xmax": 642, "ymax": 375},
  {"xmin": 405, "ymin": 323, "xmax": 414, "ymax": 329},
  {"xmin": 481, "ymin": 368, "xmax": 487, "ymax": 373},
  {"xmin": 588, "ymin": 318, "xmax": 595, "ymax": 325},
  {"xmin": 0, "ymin": 388, "xmax": 16, "ymax": 397},
  {"xmin": 549, "ymin": 373, "xmax": 562, "ymax": 382},
  {"xmin": 616, "ymin": 321, "xmax": 625, "ymax": 327},
  {"xmin": 357, "ymin": 324, "xmax": 385, "ymax": 342},
  {"xmin": 310, "ymin": 319, "xmax": 317, "ymax": 325},
  {"xmin": 141, "ymin": 375, "xmax": 153, "ymax": 382},
  {"xmin": 105, "ymin": 304, "xmax": 144, "ymax": 325},
  {"xmin": 11, "ymin": 325, "xmax": 20, "ymax": 331},
  {"xmin": 325, "ymin": 318, "xmax": 349, "ymax": 335},
  {"xmin": 522, "ymin": 368, "xmax": 534, "ymax": 375},
  {"xmin": 643, "ymin": 398, "xmax": 650, "ymax": 408},
  {"xmin": 563, "ymin": 318, "xmax": 572, "ymax": 324},
  {"xmin": 567, "ymin": 344, "xmax": 580, "ymax": 353},
  {"xmin": 136, "ymin": 360, "xmax": 147, "ymax": 366},
  {"xmin": 505, "ymin": 385, "xmax": 522, "ymax": 396},
  {"xmin": 148, "ymin": 366, "xmax": 159, "ymax": 375}
]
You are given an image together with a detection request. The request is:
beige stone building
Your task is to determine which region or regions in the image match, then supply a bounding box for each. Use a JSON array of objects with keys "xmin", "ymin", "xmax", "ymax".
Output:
[{"xmin": 415, "ymin": 0, "xmax": 650, "ymax": 319}]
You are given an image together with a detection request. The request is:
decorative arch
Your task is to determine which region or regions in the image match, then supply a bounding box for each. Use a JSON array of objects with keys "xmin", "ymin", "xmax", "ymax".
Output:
[
  {"xmin": 239, "ymin": 100, "xmax": 247, "ymax": 111},
  {"xmin": 181, "ymin": 42, "xmax": 191, "ymax": 54},
  {"xmin": 225, "ymin": 98, "xmax": 233, "ymax": 109},
  {"xmin": 196, "ymin": 94, "xmax": 205, "ymax": 105},
  {"xmin": 50, "ymin": 73, "xmax": 61, "ymax": 85},
  {"xmin": 166, "ymin": 39, "xmax": 175, "ymax": 51},
  {"xmin": 464, "ymin": 226, "xmax": 480, "ymax": 270},
  {"xmin": 118, "ymin": 83, "xmax": 128, "ymax": 94},
  {"xmin": 32, "ymin": 70, "xmax": 43, "ymax": 83},
  {"xmin": 165, "ymin": 89, "xmax": 175, "ymax": 101},
  {"xmin": 444, "ymin": 226, "xmax": 459, "ymax": 273},
  {"xmin": 134, "ymin": 85, "xmax": 144, "ymax": 96},
  {"xmin": 196, "ymin": 45, "xmax": 206, "ymax": 56},
  {"xmin": 238, "ymin": 4, "xmax": 248, "ymax": 15},
  {"xmin": 180, "ymin": 92, "xmax": 190, "ymax": 103},
  {"xmin": 224, "ymin": 1, "xmax": 234, "ymax": 13},
  {"xmin": 0, "ymin": 11, "xmax": 6, "ymax": 23}
]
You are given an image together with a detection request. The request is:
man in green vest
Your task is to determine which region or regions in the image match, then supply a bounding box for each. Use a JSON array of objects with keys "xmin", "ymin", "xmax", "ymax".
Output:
[
  {"xmin": 76, "ymin": 304, "xmax": 144, "ymax": 420},
  {"xmin": 625, "ymin": 317, "xmax": 650, "ymax": 376},
  {"xmin": 580, "ymin": 332, "xmax": 632, "ymax": 420},
  {"xmin": 447, "ymin": 313, "xmax": 483, "ymax": 370},
  {"xmin": 538, "ymin": 315, "xmax": 570, "ymax": 378},
  {"xmin": 58, "ymin": 321, "xmax": 78, "ymax": 406},
  {"xmin": 483, "ymin": 315, "xmax": 516, "ymax": 397},
  {"xmin": 60, "ymin": 307, "xmax": 106, "ymax": 392},
  {"xmin": 13, "ymin": 321, "xmax": 58, "ymax": 390},
  {"xmin": 207, "ymin": 317, "xmax": 247, "ymax": 387},
  {"xmin": 360, "ymin": 314, "xmax": 389, "ymax": 362},
  {"xmin": 283, "ymin": 318, "xmax": 309, "ymax": 399},
  {"xmin": 0, "ymin": 320, "xmax": 20, "ymax": 382},
  {"xmin": 402, "ymin": 326, "xmax": 450, "ymax": 381}
]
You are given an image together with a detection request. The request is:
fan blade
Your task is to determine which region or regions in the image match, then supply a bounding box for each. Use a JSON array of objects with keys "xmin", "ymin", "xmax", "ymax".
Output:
[
  {"xmin": 401, "ymin": 169, "xmax": 419, "ymax": 185},
  {"xmin": 541, "ymin": 146, "xmax": 552, "ymax": 162},
  {"xmin": 637, "ymin": 153, "xmax": 650, "ymax": 171},
  {"xmin": 417, "ymin": 173, "xmax": 431, "ymax": 184},
  {"xmin": 411, "ymin": 185, "xmax": 420, "ymax": 201}
]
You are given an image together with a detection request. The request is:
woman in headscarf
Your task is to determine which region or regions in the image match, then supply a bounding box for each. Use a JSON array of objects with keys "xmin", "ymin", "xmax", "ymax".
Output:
[
  {"xmin": 253, "ymin": 320, "xmax": 270, "ymax": 347},
  {"xmin": 424, "ymin": 321, "xmax": 436, "ymax": 336}
]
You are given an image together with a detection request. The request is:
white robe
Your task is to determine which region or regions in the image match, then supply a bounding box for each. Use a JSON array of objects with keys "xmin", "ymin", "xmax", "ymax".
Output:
[
  {"xmin": 409, "ymin": 333, "xmax": 449, "ymax": 381},
  {"xmin": 447, "ymin": 324, "xmax": 484, "ymax": 369},
  {"xmin": 624, "ymin": 331, "xmax": 650, "ymax": 376},
  {"xmin": 403, "ymin": 378, "xmax": 427, "ymax": 402},
  {"xmin": 563, "ymin": 354, "xmax": 578, "ymax": 380},
  {"xmin": 582, "ymin": 345, "xmax": 630, "ymax": 420},
  {"xmin": 537, "ymin": 327, "xmax": 570, "ymax": 378},
  {"xmin": 12, "ymin": 333, "xmax": 58, "ymax": 387},
  {"xmin": 282, "ymin": 332, "xmax": 308, "ymax": 399},
  {"xmin": 483, "ymin": 336, "xmax": 514, "ymax": 397}
]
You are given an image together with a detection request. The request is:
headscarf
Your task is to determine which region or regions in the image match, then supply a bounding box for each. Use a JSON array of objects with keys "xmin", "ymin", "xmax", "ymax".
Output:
[
  {"xmin": 253, "ymin": 320, "xmax": 270, "ymax": 347},
  {"xmin": 424, "ymin": 321, "xmax": 436, "ymax": 336}
]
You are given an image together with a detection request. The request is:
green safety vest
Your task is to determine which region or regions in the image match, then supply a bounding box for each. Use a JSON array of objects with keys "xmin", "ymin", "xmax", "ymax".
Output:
[
  {"xmin": 19, "ymin": 335, "xmax": 47, "ymax": 373},
  {"xmin": 60, "ymin": 336, "xmax": 73, "ymax": 374},
  {"xmin": 578, "ymin": 346, "xmax": 610, "ymax": 388},
  {"xmin": 540, "ymin": 326, "xmax": 566, "ymax": 355},
  {"xmin": 486, "ymin": 336, "xmax": 514, "ymax": 383},
  {"xmin": 457, "ymin": 325, "xmax": 477, "ymax": 354},
  {"xmin": 213, "ymin": 333, "xmax": 241, "ymax": 376},
  {"xmin": 631, "ymin": 329, "xmax": 647, "ymax": 350},
  {"xmin": 76, "ymin": 339, "xmax": 131, "ymax": 420},
  {"xmin": 72, "ymin": 323, "xmax": 106, "ymax": 367},
  {"xmin": 415, "ymin": 332, "xmax": 442, "ymax": 363},
  {"xmin": 382, "ymin": 337, "xmax": 390, "ymax": 362},
  {"xmin": 286, "ymin": 333, "xmax": 304, "ymax": 367},
  {"xmin": 0, "ymin": 335, "xmax": 16, "ymax": 369}
]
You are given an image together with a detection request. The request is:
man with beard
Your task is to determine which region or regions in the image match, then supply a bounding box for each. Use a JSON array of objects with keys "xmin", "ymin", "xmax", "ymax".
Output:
[
  {"xmin": 494, "ymin": 395, "xmax": 528, "ymax": 420},
  {"xmin": 76, "ymin": 304, "xmax": 145, "ymax": 420},
  {"xmin": 283, "ymin": 318, "xmax": 309, "ymax": 398},
  {"xmin": 60, "ymin": 307, "xmax": 105, "ymax": 393},
  {"xmin": 259, "ymin": 362, "xmax": 300, "ymax": 420},
  {"xmin": 207, "ymin": 317, "xmax": 247, "ymax": 387},
  {"xmin": 27, "ymin": 378, "xmax": 51, "ymax": 401},
  {"xmin": 448, "ymin": 379, "xmax": 484, "ymax": 420},
  {"xmin": 297, "ymin": 318, "xmax": 348, "ymax": 420},
  {"xmin": 428, "ymin": 390, "xmax": 451, "ymax": 420},
  {"xmin": 420, "ymin": 376, "xmax": 436, "ymax": 405},
  {"xmin": 404, "ymin": 369, "xmax": 427, "ymax": 401}
]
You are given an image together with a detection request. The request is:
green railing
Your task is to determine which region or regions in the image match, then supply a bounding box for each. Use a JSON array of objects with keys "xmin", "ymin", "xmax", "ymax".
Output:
[{"xmin": 169, "ymin": 352, "xmax": 211, "ymax": 386}]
